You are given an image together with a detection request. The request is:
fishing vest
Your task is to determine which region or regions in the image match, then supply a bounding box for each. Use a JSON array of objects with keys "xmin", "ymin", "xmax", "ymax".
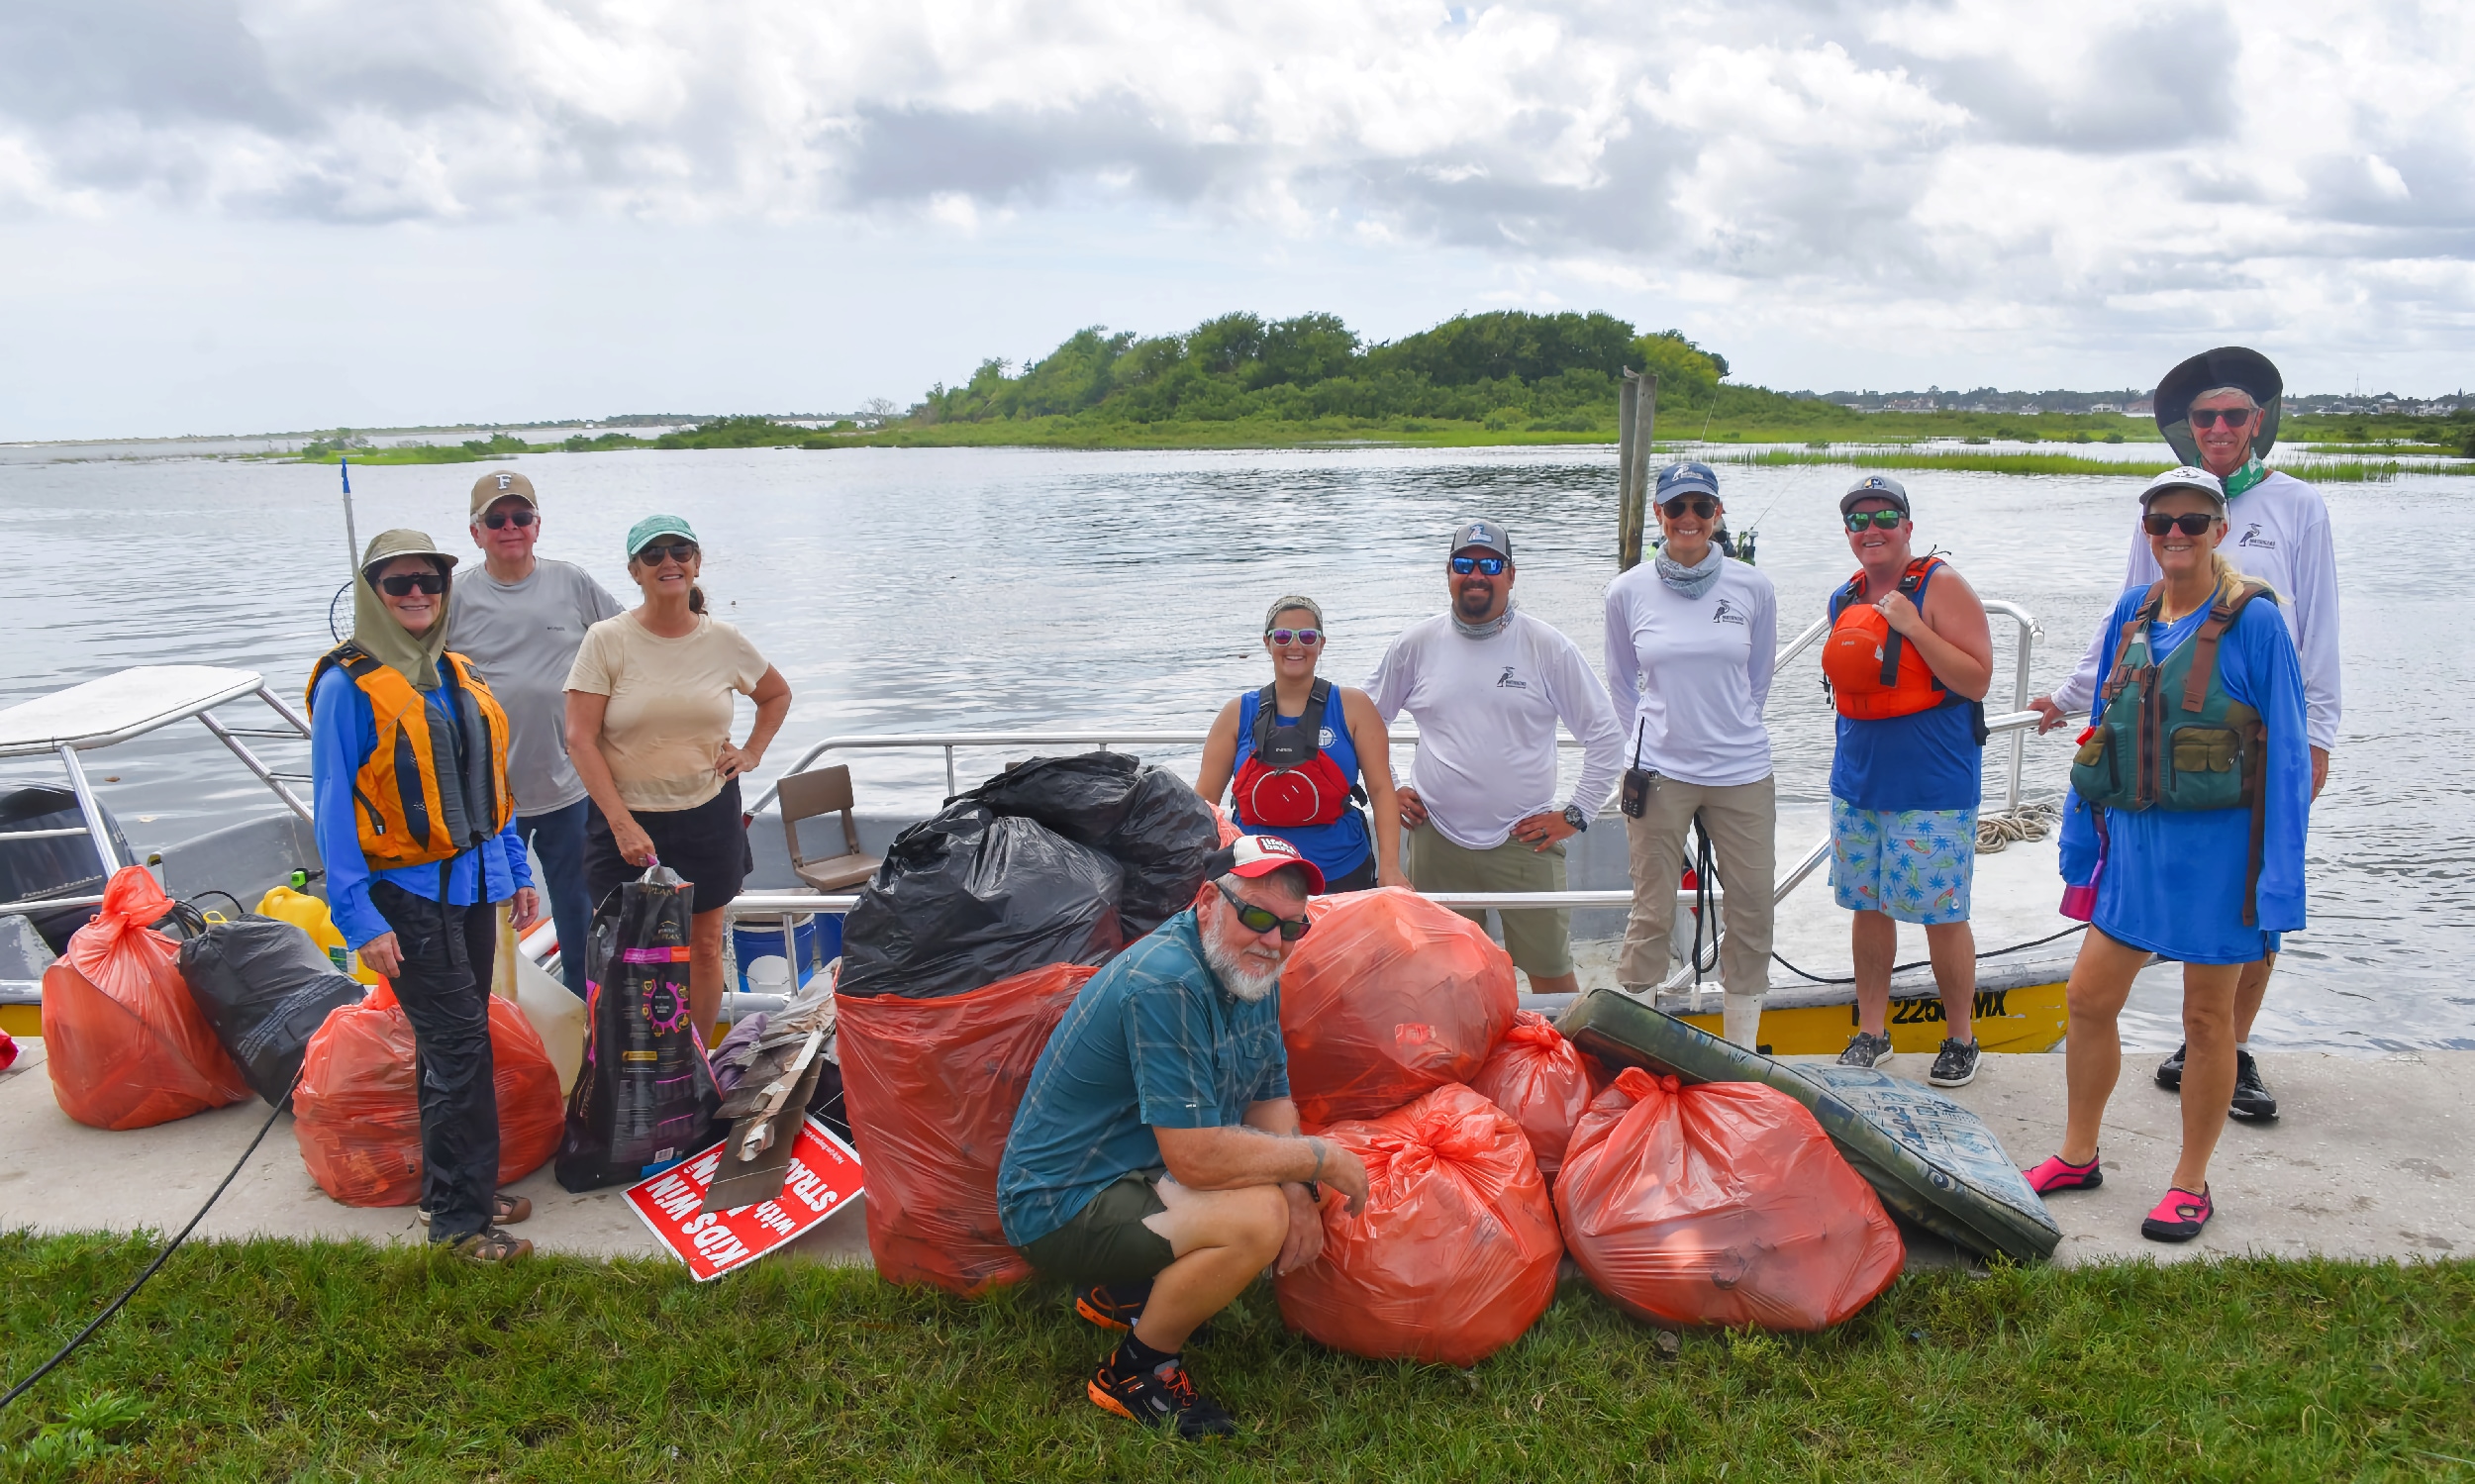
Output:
[
  {"xmin": 1232, "ymin": 680, "xmax": 1361, "ymax": 829},
  {"xmin": 1824, "ymin": 555, "xmax": 1960, "ymax": 722},
  {"xmin": 305, "ymin": 643, "xmax": 514, "ymax": 870}
]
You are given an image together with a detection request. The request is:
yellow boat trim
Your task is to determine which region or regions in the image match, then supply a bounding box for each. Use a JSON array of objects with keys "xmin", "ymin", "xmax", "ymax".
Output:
[
  {"xmin": 1675, "ymin": 980, "xmax": 2067, "ymax": 1057},
  {"xmin": 1, "ymin": 1003, "xmax": 41, "ymax": 1040}
]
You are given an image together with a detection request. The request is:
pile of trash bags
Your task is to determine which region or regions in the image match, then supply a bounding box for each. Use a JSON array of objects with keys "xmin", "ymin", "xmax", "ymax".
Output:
[{"xmin": 41, "ymin": 867, "xmax": 249, "ymax": 1129}]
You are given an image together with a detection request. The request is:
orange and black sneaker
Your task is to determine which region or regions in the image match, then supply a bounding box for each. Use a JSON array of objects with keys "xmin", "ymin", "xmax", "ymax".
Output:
[
  {"xmin": 1074, "ymin": 1282, "xmax": 1150, "ymax": 1332},
  {"xmin": 1088, "ymin": 1354, "xmax": 1238, "ymax": 1439}
]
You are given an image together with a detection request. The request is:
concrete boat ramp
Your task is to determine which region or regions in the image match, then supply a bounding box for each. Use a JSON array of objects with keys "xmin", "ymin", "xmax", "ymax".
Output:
[{"xmin": 4, "ymin": 1036, "xmax": 2466, "ymax": 1275}]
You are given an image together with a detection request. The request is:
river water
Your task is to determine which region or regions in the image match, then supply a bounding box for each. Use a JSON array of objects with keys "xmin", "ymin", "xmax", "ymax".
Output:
[{"xmin": 6, "ymin": 444, "xmax": 2468, "ymax": 1052}]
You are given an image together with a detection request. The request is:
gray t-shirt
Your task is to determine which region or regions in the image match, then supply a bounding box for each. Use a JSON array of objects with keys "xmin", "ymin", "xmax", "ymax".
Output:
[{"xmin": 448, "ymin": 558, "xmax": 624, "ymax": 815}]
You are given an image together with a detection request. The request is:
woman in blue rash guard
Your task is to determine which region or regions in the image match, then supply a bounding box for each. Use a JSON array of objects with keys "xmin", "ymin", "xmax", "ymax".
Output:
[{"xmin": 2023, "ymin": 467, "xmax": 2311, "ymax": 1243}]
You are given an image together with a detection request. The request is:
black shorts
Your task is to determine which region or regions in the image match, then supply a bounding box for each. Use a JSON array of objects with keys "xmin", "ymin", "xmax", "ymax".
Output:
[{"xmin": 584, "ymin": 777, "xmax": 754, "ymax": 916}]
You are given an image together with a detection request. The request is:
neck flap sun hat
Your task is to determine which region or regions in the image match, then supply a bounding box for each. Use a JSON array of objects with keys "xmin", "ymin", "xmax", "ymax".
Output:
[
  {"xmin": 353, "ymin": 529, "xmax": 459, "ymax": 691},
  {"xmin": 2155, "ymin": 346, "xmax": 2282, "ymax": 478},
  {"xmin": 626, "ymin": 513, "xmax": 698, "ymax": 559}
]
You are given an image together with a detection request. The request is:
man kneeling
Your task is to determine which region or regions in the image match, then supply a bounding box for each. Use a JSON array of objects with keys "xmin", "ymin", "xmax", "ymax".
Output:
[{"xmin": 997, "ymin": 835, "xmax": 1370, "ymax": 1438}]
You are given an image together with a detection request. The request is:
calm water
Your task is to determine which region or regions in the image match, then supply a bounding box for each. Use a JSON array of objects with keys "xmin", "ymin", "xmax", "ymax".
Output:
[{"xmin": 7, "ymin": 445, "xmax": 2469, "ymax": 1052}]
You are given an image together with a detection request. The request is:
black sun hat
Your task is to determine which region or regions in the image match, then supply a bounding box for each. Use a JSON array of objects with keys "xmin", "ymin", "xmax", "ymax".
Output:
[{"xmin": 2155, "ymin": 346, "xmax": 2283, "ymax": 467}]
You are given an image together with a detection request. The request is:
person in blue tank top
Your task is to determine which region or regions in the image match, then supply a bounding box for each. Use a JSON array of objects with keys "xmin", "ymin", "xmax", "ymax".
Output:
[
  {"xmin": 1196, "ymin": 596, "xmax": 1405, "ymax": 893},
  {"xmin": 1821, "ymin": 476, "xmax": 1995, "ymax": 1087}
]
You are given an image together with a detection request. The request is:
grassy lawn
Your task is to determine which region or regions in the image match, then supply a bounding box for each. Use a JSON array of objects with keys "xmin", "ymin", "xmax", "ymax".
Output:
[{"xmin": 3, "ymin": 1234, "xmax": 2469, "ymax": 1481}]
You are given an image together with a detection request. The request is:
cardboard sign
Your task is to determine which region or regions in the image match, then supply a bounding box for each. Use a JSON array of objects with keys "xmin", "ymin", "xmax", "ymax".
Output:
[{"xmin": 622, "ymin": 1116, "xmax": 865, "ymax": 1281}]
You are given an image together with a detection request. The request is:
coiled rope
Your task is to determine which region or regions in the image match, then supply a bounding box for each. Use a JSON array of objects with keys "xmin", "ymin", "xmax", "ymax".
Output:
[{"xmin": 1975, "ymin": 797, "xmax": 2062, "ymax": 854}]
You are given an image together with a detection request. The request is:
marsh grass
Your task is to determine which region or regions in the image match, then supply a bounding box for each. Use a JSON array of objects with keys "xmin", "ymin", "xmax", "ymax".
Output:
[
  {"xmin": 2, "ymin": 1234, "xmax": 2470, "ymax": 1482},
  {"xmin": 1710, "ymin": 449, "xmax": 2475, "ymax": 482}
]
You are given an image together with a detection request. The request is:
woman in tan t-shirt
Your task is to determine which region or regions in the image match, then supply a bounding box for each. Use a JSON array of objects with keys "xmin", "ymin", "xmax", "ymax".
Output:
[{"xmin": 565, "ymin": 515, "xmax": 791, "ymax": 1039}]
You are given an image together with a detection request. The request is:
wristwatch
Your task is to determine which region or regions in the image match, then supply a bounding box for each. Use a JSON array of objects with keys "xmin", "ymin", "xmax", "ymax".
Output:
[{"xmin": 1562, "ymin": 803, "xmax": 1590, "ymax": 834}]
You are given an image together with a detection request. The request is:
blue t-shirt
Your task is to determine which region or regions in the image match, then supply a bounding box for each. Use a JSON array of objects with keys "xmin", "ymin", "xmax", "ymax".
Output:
[
  {"xmin": 997, "ymin": 909, "xmax": 1292, "ymax": 1247},
  {"xmin": 1233, "ymin": 684, "xmax": 1371, "ymax": 882},
  {"xmin": 1828, "ymin": 563, "xmax": 1983, "ymax": 813}
]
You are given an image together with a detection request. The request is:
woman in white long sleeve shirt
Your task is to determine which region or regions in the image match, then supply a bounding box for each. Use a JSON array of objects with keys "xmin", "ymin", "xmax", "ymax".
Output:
[{"xmin": 1602, "ymin": 461, "xmax": 1779, "ymax": 1048}]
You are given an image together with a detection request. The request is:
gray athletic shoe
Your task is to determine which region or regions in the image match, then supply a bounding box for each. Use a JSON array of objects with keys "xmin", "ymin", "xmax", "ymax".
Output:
[
  {"xmin": 1837, "ymin": 1031, "xmax": 1894, "ymax": 1069},
  {"xmin": 1928, "ymin": 1038, "xmax": 1982, "ymax": 1088}
]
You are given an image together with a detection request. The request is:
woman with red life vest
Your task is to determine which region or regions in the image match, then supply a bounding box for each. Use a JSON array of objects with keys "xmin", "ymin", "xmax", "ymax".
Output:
[
  {"xmin": 1195, "ymin": 596, "xmax": 1405, "ymax": 893},
  {"xmin": 2025, "ymin": 467, "xmax": 2310, "ymax": 1243},
  {"xmin": 308, "ymin": 529, "xmax": 541, "ymax": 1263},
  {"xmin": 1821, "ymin": 475, "xmax": 1995, "ymax": 1086}
]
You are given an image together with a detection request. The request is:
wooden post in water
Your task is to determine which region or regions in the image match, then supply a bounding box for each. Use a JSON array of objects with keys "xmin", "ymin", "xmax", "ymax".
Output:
[{"xmin": 1616, "ymin": 370, "xmax": 1659, "ymax": 569}]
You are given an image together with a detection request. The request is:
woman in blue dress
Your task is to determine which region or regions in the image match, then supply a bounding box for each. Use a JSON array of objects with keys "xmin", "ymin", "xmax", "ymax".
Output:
[
  {"xmin": 2023, "ymin": 468, "xmax": 2311, "ymax": 1242},
  {"xmin": 1195, "ymin": 597, "xmax": 1405, "ymax": 893}
]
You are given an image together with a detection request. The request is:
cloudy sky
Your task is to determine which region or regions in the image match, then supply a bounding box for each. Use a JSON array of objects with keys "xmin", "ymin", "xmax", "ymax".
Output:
[{"xmin": 3, "ymin": 0, "xmax": 2470, "ymax": 439}]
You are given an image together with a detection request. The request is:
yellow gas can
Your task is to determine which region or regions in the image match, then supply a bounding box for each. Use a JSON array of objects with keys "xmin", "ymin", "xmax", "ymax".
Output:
[{"xmin": 255, "ymin": 884, "xmax": 383, "ymax": 985}]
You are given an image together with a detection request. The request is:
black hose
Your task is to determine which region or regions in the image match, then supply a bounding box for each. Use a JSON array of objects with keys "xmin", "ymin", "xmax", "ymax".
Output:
[{"xmin": 1769, "ymin": 922, "xmax": 2090, "ymax": 987}]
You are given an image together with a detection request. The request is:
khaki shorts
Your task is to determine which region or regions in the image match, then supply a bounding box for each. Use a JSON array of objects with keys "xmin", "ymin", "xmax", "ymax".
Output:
[
  {"xmin": 1405, "ymin": 824, "xmax": 1573, "ymax": 979},
  {"xmin": 1015, "ymin": 1169, "xmax": 1175, "ymax": 1288}
]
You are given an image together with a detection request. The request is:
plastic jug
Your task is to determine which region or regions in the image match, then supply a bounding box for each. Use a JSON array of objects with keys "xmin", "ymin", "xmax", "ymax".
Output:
[{"xmin": 255, "ymin": 885, "xmax": 381, "ymax": 985}]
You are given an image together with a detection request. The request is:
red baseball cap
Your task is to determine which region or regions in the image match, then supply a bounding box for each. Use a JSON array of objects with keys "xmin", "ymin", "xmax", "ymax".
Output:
[{"xmin": 1215, "ymin": 834, "xmax": 1327, "ymax": 896}]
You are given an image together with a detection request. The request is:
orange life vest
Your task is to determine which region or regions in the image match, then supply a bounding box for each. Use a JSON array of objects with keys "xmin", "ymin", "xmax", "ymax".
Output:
[
  {"xmin": 1823, "ymin": 556, "xmax": 1955, "ymax": 722},
  {"xmin": 305, "ymin": 643, "xmax": 514, "ymax": 869}
]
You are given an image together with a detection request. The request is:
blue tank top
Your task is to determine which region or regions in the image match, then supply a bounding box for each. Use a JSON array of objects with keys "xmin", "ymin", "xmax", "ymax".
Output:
[
  {"xmin": 1828, "ymin": 563, "xmax": 1985, "ymax": 812},
  {"xmin": 1233, "ymin": 684, "xmax": 1371, "ymax": 882}
]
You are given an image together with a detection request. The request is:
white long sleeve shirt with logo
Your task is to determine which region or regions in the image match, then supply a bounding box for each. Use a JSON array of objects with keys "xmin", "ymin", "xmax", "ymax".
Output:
[
  {"xmin": 1602, "ymin": 557, "xmax": 1779, "ymax": 787},
  {"xmin": 1361, "ymin": 610, "xmax": 1627, "ymax": 851},
  {"xmin": 2048, "ymin": 470, "xmax": 2341, "ymax": 750}
]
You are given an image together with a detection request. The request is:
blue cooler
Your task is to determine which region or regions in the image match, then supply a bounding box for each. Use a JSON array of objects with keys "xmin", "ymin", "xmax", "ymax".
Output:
[{"xmin": 731, "ymin": 913, "xmax": 842, "ymax": 994}]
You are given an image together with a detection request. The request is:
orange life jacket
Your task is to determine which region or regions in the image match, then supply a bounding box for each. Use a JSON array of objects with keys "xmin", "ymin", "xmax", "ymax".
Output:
[
  {"xmin": 305, "ymin": 643, "xmax": 514, "ymax": 869},
  {"xmin": 1823, "ymin": 556, "xmax": 1955, "ymax": 722}
]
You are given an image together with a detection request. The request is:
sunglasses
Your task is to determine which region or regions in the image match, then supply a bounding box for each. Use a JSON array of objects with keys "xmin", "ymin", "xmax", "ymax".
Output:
[
  {"xmin": 1659, "ymin": 496, "xmax": 1717, "ymax": 520},
  {"xmin": 1216, "ymin": 879, "xmax": 1313, "ymax": 940},
  {"xmin": 1266, "ymin": 628, "xmax": 1323, "ymax": 646},
  {"xmin": 2143, "ymin": 512, "xmax": 2220, "ymax": 537},
  {"xmin": 1844, "ymin": 509, "xmax": 1906, "ymax": 532},
  {"xmin": 1450, "ymin": 554, "xmax": 1508, "ymax": 576},
  {"xmin": 2187, "ymin": 407, "xmax": 2255, "ymax": 430},
  {"xmin": 480, "ymin": 509, "xmax": 537, "ymax": 530},
  {"xmin": 635, "ymin": 542, "xmax": 699, "ymax": 566},
  {"xmin": 377, "ymin": 571, "xmax": 446, "ymax": 597}
]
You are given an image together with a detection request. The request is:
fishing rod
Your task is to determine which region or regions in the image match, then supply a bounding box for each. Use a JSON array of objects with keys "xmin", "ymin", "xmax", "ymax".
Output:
[{"xmin": 329, "ymin": 456, "xmax": 359, "ymax": 643}]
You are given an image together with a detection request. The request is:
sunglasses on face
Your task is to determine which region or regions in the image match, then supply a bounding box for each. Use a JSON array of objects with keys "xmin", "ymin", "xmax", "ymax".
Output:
[
  {"xmin": 635, "ymin": 542, "xmax": 699, "ymax": 566},
  {"xmin": 2143, "ymin": 512, "xmax": 2220, "ymax": 537},
  {"xmin": 1844, "ymin": 509, "xmax": 1905, "ymax": 532},
  {"xmin": 1216, "ymin": 879, "xmax": 1312, "ymax": 940},
  {"xmin": 2187, "ymin": 408, "xmax": 2255, "ymax": 430},
  {"xmin": 1450, "ymin": 554, "xmax": 1508, "ymax": 576},
  {"xmin": 480, "ymin": 509, "xmax": 537, "ymax": 530},
  {"xmin": 377, "ymin": 571, "xmax": 446, "ymax": 597},
  {"xmin": 1266, "ymin": 629, "xmax": 1323, "ymax": 646},
  {"xmin": 1660, "ymin": 496, "xmax": 1717, "ymax": 520}
]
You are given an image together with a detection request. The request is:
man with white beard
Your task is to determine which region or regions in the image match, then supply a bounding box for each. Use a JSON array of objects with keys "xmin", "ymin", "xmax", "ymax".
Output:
[{"xmin": 997, "ymin": 835, "xmax": 1372, "ymax": 1440}]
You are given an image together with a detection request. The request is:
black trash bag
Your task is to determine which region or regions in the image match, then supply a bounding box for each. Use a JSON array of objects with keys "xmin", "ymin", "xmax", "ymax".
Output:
[
  {"xmin": 953, "ymin": 751, "xmax": 1141, "ymax": 846},
  {"xmin": 1106, "ymin": 765, "xmax": 1225, "ymax": 938},
  {"xmin": 555, "ymin": 864, "xmax": 721, "ymax": 1191},
  {"xmin": 175, "ymin": 914, "xmax": 366, "ymax": 1107},
  {"xmin": 838, "ymin": 801, "xmax": 1123, "ymax": 999}
]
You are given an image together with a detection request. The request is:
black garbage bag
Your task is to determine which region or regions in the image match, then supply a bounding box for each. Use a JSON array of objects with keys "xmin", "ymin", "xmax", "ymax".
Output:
[
  {"xmin": 555, "ymin": 864, "xmax": 721, "ymax": 1191},
  {"xmin": 838, "ymin": 801, "xmax": 1123, "ymax": 999},
  {"xmin": 175, "ymin": 914, "xmax": 366, "ymax": 1107},
  {"xmin": 1106, "ymin": 765, "xmax": 1224, "ymax": 938},
  {"xmin": 953, "ymin": 751, "xmax": 1141, "ymax": 845}
]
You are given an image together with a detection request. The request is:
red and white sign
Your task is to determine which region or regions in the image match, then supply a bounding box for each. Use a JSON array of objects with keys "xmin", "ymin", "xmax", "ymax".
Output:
[{"xmin": 622, "ymin": 1117, "xmax": 866, "ymax": 1281}]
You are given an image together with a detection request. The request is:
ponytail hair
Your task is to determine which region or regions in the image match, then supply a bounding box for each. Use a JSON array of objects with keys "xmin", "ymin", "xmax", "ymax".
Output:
[{"xmin": 689, "ymin": 583, "xmax": 708, "ymax": 615}]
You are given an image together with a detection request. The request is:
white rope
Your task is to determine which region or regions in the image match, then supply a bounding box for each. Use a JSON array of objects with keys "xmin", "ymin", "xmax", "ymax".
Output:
[{"xmin": 1976, "ymin": 797, "xmax": 2062, "ymax": 854}]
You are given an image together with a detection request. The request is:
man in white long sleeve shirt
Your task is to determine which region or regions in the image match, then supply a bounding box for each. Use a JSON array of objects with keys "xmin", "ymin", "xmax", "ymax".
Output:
[
  {"xmin": 2029, "ymin": 346, "xmax": 2337, "ymax": 1122},
  {"xmin": 1364, "ymin": 520, "xmax": 1625, "ymax": 995}
]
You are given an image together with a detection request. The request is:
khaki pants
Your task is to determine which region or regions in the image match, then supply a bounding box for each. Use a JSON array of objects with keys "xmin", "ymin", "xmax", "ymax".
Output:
[
  {"xmin": 1620, "ymin": 774, "xmax": 1776, "ymax": 997},
  {"xmin": 1405, "ymin": 825, "xmax": 1573, "ymax": 979}
]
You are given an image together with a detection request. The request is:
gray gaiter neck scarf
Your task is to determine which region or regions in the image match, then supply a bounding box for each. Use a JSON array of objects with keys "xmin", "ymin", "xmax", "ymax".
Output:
[
  {"xmin": 1655, "ymin": 544, "xmax": 1726, "ymax": 599},
  {"xmin": 1452, "ymin": 600, "xmax": 1517, "ymax": 640}
]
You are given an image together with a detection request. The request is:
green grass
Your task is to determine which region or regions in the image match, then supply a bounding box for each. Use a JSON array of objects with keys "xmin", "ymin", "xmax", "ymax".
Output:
[{"xmin": 3, "ymin": 1234, "xmax": 2470, "ymax": 1481}]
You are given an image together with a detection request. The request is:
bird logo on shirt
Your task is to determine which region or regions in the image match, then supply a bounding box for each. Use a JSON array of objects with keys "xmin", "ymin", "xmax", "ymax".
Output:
[
  {"xmin": 1496, "ymin": 666, "xmax": 1529, "ymax": 690},
  {"xmin": 2237, "ymin": 522, "xmax": 2276, "ymax": 550},
  {"xmin": 1711, "ymin": 597, "xmax": 1746, "ymax": 626}
]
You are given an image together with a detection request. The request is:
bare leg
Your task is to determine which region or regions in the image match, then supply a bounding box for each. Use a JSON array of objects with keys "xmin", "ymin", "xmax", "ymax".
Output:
[
  {"xmin": 689, "ymin": 906, "xmax": 728, "ymax": 1043},
  {"xmin": 1851, "ymin": 910, "xmax": 1897, "ymax": 1036},
  {"xmin": 1132, "ymin": 1180, "xmax": 1289, "ymax": 1353},
  {"xmin": 2058, "ymin": 929, "xmax": 2147, "ymax": 1165},
  {"xmin": 2174, "ymin": 962, "xmax": 2243, "ymax": 1191},
  {"xmin": 1923, "ymin": 920, "xmax": 1976, "ymax": 1042},
  {"xmin": 2231, "ymin": 952, "xmax": 2274, "ymax": 1043}
]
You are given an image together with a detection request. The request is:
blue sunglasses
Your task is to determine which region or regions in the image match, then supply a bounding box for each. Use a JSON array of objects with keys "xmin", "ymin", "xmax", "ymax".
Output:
[{"xmin": 1450, "ymin": 554, "xmax": 1508, "ymax": 576}]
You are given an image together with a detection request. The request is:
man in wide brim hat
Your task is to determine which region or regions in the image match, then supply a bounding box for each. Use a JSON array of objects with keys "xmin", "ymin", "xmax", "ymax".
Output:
[{"xmin": 2030, "ymin": 345, "xmax": 2341, "ymax": 1126}]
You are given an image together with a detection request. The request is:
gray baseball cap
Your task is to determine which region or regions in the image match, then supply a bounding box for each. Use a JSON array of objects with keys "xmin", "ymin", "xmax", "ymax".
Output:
[
  {"xmin": 1451, "ymin": 520, "xmax": 1512, "ymax": 559},
  {"xmin": 1839, "ymin": 473, "xmax": 1911, "ymax": 517}
]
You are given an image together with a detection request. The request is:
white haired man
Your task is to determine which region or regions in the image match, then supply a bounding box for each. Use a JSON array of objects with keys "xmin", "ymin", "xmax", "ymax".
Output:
[{"xmin": 997, "ymin": 835, "xmax": 1371, "ymax": 1439}]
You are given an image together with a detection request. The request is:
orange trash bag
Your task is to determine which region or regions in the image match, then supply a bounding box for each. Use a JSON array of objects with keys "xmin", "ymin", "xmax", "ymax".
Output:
[
  {"xmin": 42, "ymin": 865, "xmax": 248, "ymax": 1130},
  {"xmin": 1469, "ymin": 1009, "xmax": 1593, "ymax": 1177},
  {"xmin": 291, "ymin": 981, "xmax": 566, "ymax": 1207},
  {"xmin": 837, "ymin": 961, "xmax": 1097, "ymax": 1295},
  {"xmin": 1275, "ymin": 1082, "xmax": 1562, "ymax": 1365},
  {"xmin": 1278, "ymin": 886, "xmax": 1517, "ymax": 1126},
  {"xmin": 1556, "ymin": 1067, "xmax": 1904, "ymax": 1332}
]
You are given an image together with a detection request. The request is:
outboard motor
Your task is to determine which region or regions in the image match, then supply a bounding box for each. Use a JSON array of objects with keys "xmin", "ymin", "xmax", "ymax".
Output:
[{"xmin": 0, "ymin": 785, "xmax": 138, "ymax": 952}]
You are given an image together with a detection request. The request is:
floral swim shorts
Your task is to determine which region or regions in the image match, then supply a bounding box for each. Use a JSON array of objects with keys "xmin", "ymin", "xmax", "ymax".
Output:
[{"xmin": 1829, "ymin": 798, "xmax": 1977, "ymax": 926}]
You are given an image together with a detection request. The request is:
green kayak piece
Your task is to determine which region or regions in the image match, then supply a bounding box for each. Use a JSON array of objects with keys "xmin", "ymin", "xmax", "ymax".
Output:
[{"xmin": 1560, "ymin": 988, "xmax": 2060, "ymax": 1263}]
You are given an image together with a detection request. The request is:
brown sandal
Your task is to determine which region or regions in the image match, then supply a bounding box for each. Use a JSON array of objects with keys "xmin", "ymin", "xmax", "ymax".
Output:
[
  {"xmin": 447, "ymin": 1227, "xmax": 534, "ymax": 1264},
  {"xmin": 419, "ymin": 1193, "xmax": 533, "ymax": 1228}
]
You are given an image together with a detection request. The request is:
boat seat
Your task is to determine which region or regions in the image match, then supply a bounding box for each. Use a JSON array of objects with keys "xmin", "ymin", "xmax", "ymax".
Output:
[{"xmin": 779, "ymin": 764, "xmax": 881, "ymax": 893}]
